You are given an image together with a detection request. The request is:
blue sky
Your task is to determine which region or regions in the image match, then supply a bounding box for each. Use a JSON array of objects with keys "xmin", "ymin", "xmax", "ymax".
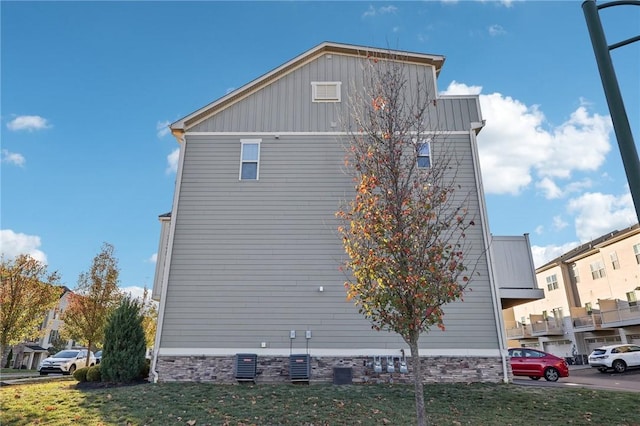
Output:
[{"xmin": 2, "ymin": 1, "xmax": 639, "ymax": 298}]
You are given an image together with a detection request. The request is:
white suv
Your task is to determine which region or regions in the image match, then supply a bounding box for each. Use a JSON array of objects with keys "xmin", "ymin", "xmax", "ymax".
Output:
[
  {"xmin": 588, "ymin": 344, "xmax": 640, "ymax": 373},
  {"xmin": 38, "ymin": 349, "xmax": 96, "ymax": 375}
]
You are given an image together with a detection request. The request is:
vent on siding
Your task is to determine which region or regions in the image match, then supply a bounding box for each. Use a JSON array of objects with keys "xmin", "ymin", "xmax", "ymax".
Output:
[
  {"xmin": 289, "ymin": 354, "xmax": 311, "ymax": 382},
  {"xmin": 235, "ymin": 353, "xmax": 257, "ymax": 383},
  {"xmin": 312, "ymin": 82, "xmax": 341, "ymax": 102}
]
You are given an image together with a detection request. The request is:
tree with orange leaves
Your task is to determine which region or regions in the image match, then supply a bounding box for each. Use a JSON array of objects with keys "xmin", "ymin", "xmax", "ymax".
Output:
[
  {"xmin": 61, "ymin": 243, "xmax": 122, "ymax": 366},
  {"xmin": 337, "ymin": 52, "xmax": 476, "ymax": 426},
  {"xmin": 0, "ymin": 254, "xmax": 60, "ymax": 360}
]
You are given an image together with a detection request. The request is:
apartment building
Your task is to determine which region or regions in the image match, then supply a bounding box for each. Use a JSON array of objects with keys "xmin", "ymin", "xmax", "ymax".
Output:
[{"xmin": 504, "ymin": 224, "xmax": 640, "ymax": 363}]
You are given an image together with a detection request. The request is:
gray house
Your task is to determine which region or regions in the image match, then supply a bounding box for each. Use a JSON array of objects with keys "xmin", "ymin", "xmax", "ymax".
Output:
[{"xmin": 151, "ymin": 42, "xmax": 542, "ymax": 384}]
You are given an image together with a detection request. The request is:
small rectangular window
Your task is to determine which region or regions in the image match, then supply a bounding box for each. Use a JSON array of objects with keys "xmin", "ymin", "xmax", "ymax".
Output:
[
  {"xmin": 417, "ymin": 141, "xmax": 431, "ymax": 168},
  {"xmin": 585, "ymin": 302, "xmax": 592, "ymax": 314},
  {"xmin": 590, "ymin": 261, "xmax": 606, "ymax": 280},
  {"xmin": 311, "ymin": 82, "xmax": 341, "ymax": 102},
  {"xmin": 546, "ymin": 274, "xmax": 559, "ymax": 291},
  {"xmin": 610, "ymin": 251, "xmax": 620, "ymax": 270},
  {"xmin": 634, "ymin": 244, "xmax": 640, "ymax": 264},
  {"xmin": 240, "ymin": 140, "xmax": 261, "ymax": 180},
  {"xmin": 627, "ymin": 291, "xmax": 638, "ymax": 306}
]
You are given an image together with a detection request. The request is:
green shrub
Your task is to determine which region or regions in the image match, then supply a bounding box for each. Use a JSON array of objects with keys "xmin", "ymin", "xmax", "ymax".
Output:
[
  {"xmin": 73, "ymin": 367, "xmax": 90, "ymax": 382},
  {"xmin": 101, "ymin": 297, "xmax": 146, "ymax": 383},
  {"xmin": 87, "ymin": 364, "xmax": 101, "ymax": 382}
]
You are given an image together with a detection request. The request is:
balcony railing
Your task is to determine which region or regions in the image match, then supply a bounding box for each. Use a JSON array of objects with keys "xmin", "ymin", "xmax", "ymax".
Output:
[
  {"xmin": 600, "ymin": 304, "xmax": 640, "ymax": 326},
  {"xmin": 504, "ymin": 321, "xmax": 532, "ymax": 339},
  {"xmin": 530, "ymin": 319, "xmax": 564, "ymax": 336},
  {"xmin": 572, "ymin": 313, "xmax": 602, "ymax": 330}
]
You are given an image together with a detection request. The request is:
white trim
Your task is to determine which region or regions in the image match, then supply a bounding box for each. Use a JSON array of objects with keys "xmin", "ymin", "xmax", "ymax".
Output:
[
  {"xmin": 239, "ymin": 139, "xmax": 261, "ymax": 181},
  {"xmin": 311, "ymin": 81, "xmax": 342, "ymax": 102},
  {"xmin": 185, "ymin": 131, "xmax": 474, "ymax": 137},
  {"xmin": 151, "ymin": 138, "xmax": 187, "ymax": 383},
  {"xmin": 158, "ymin": 347, "xmax": 502, "ymax": 357}
]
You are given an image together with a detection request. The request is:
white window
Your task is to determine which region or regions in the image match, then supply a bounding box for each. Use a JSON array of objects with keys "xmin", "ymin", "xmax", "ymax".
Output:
[
  {"xmin": 610, "ymin": 251, "xmax": 620, "ymax": 270},
  {"xmin": 546, "ymin": 274, "xmax": 559, "ymax": 291},
  {"xmin": 240, "ymin": 139, "xmax": 261, "ymax": 180},
  {"xmin": 417, "ymin": 141, "xmax": 431, "ymax": 168},
  {"xmin": 590, "ymin": 260, "xmax": 606, "ymax": 280},
  {"xmin": 634, "ymin": 244, "xmax": 640, "ymax": 264},
  {"xmin": 311, "ymin": 82, "xmax": 341, "ymax": 102}
]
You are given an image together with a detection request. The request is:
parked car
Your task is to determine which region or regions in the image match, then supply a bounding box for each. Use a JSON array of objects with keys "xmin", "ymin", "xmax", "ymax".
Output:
[
  {"xmin": 508, "ymin": 347, "xmax": 570, "ymax": 382},
  {"xmin": 95, "ymin": 350, "xmax": 102, "ymax": 364},
  {"xmin": 38, "ymin": 349, "xmax": 96, "ymax": 375},
  {"xmin": 588, "ymin": 344, "xmax": 640, "ymax": 373}
]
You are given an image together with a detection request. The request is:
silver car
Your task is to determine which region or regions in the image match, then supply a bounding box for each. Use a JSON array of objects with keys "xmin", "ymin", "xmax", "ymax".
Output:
[
  {"xmin": 38, "ymin": 349, "xmax": 96, "ymax": 375},
  {"xmin": 588, "ymin": 344, "xmax": 640, "ymax": 373}
]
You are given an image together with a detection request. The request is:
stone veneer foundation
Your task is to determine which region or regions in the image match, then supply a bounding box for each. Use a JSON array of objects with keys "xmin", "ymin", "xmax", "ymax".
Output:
[{"xmin": 155, "ymin": 355, "xmax": 508, "ymax": 383}]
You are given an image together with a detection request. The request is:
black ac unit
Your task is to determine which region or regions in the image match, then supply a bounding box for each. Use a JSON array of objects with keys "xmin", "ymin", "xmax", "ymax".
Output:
[
  {"xmin": 235, "ymin": 353, "xmax": 257, "ymax": 383},
  {"xmin": 289, "ymin": 354, "xmax": 310, "ymax": 382}
]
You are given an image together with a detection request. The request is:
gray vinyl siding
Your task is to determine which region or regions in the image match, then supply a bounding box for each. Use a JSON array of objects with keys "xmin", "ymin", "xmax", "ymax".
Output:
[
  {"xmin": 189, "ymin": 53, "xmax": 480, "ymax": 133},
  {"xmin": 160, "ymin": 133, "xmax": 498, "ymax": 351}
]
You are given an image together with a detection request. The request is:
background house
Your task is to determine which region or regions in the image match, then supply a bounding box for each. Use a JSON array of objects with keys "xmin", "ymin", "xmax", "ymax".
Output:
[
  {"xmin": 504, "ymin": 224, "xmax": 640, "ymax": 363},
  {"xmin": 151, "ymin": 42, "xmax": 541, "ymax": 384},
  {"xmin": 6, "ymin": 286, "xmax": 73, "ymax": 370}
]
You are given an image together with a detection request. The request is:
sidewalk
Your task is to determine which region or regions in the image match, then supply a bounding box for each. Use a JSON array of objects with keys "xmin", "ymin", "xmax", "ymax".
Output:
[{"xmin": 0, "ymin": 373, "xmax": 71, "ymax": 387}]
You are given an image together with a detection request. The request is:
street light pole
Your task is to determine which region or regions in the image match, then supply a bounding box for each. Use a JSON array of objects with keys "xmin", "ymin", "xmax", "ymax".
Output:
[{"xmin": 582, "ymin": 0, "xmax": 640, "ymax": 222}]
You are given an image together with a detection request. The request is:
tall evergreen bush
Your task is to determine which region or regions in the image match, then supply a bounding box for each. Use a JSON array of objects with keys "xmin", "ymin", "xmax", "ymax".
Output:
[{"xmin": 100, "ymin": 296, "xmax": 146, "ymax": 383}]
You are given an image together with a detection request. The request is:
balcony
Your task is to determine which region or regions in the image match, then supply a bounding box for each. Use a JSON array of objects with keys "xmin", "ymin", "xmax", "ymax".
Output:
[
  {"xmin": 491, "ymin": 235, "xmax": 545, "ymax": 309},
  {"xmin": 599, "ymin": 299, "xmax": 640, "ymax": 328},
  {"xmin": 505, "ymin": 321, "xmax": 532, "ymax": 339},
  {"xmin": 530, "ymin": 314, "xmax": 564, "ymax": 336},
  {"xmin": 570, "ymin": 306, "xmax": 602, "ymax": 332}
]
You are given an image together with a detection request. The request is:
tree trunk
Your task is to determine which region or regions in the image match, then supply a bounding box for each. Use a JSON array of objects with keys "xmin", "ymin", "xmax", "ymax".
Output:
[
  {"xmin": 409, "ymin": 340, "xmax": 427, "ymax": 426},
  {"xmin": 86, "ymin": 340, "xmax": 92, "ymax": 367}
]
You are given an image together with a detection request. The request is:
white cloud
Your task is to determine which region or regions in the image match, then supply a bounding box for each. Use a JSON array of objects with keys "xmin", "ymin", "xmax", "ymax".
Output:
[
  {"xmin": 120, "ymin": 286, "xmax": 147, "ymax": 301},
  {"xmin": 166, "ymin": 148, "xmax": 180, "ymax": 174},
  {"xmin": 362, "ymin": 4, "xmax": 397, "ymax": 18},
  {"xmin": 552, "ymin": 215, "xmax": 568, "ymax": 231},
  {"xmin": 440, "ymin": 81, "xmax": 613, "ymax": 196},
  {"xmin": 531, "ymin": 241, "xmax": 579, "ymax": 268},
  {"xmin": 156, "ymin": 120, "xmax": 171, "ymax": 138},
  {"xmin": 535, "ymin": 225, "xmax": 544, "ymax": 235},
  {"xmin": 0, "ymin": 229, "xmax": 47, "ymax": 263},
  {"xmin": 488, "ymin": 24, "xmax": 506, "ymax": 36},
  {"xmin": 149, "ymin": 253, "xmax": 157, "ymax": 263},
  {"xmin": 536, "ymin": 177, "xmax": 562, "ymax": 199},
  {"xmin": 1, "ymin": 149, "xmax": 25, "ymax": 167},
  {"xmin": 6, "ymin": 115, "xmax": 51, "ymax": 132},
  {"xmin": 567, "ymin": 191, "xmax": 636, "ymax": 242}
]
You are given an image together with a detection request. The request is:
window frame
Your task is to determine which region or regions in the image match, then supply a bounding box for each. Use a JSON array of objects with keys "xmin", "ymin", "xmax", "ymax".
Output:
[
  {"xmin": 417, "ymin": 139, "xmax": 431, "ymax": 169},
  {"xmin": 239, "ymin": 139, "xmax": 261, "ymax": 181},
  {"xmin": 546, "ymin": 274, "xmax": 559, "ymax": 291},
  {"xmin": 590, "ymin": 260, "xmax": 606, "ymax": 280},
  {"xmin": 610, "ymin": 251, "xmax": 620, "ymax": 270},
  {"xmin": 634, "ymin": 244, "xmax": 640, "ymax": 264}
]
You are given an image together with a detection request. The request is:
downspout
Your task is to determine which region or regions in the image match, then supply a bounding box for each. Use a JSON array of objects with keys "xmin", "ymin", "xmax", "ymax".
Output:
[
  {"xmin": 469, "ymin": 120, "xmax": 510, "ymax": 383},
  {"xmin": 151, "ymin": 128, "xmax": 187, "ymax": 383}
]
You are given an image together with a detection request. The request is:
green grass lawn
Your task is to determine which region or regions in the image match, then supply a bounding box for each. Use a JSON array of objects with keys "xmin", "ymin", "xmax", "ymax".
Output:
[{"xmin": 1, "ymin": 380, "xmax": 638, "ymax": 425}]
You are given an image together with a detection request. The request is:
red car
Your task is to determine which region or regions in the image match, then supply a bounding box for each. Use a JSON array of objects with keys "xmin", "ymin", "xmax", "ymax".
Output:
[{"xmin": 508, "ymin": 348, "xmax": 569, "ymax": 382}]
